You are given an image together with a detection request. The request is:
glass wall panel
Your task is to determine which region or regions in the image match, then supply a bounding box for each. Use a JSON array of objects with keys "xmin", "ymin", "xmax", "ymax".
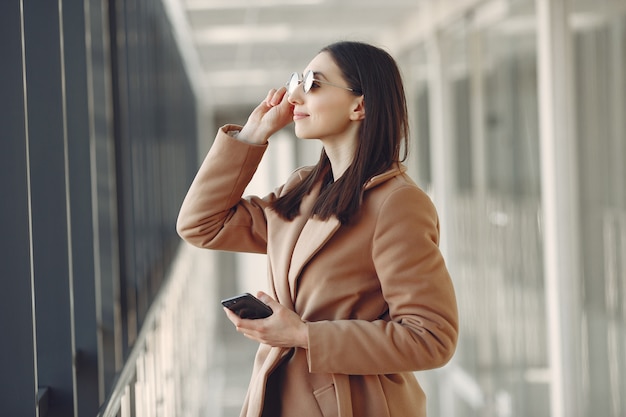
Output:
[
  {"xmin": 571, "ymin": 1, "xmax": 626, "ymax": 415},
  {"xmin": 438, "ymin": 0, "xmax": 547, "ymax": 415},
  {"xmin": 402, "ymin": 45, "xmax": 432, "ymax": 190}
]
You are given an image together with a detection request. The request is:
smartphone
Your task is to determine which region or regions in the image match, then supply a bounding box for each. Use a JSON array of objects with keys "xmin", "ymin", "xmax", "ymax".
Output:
[{"xmin": 221, "ymin": 293, "xmax": 273, "ymax": 319}]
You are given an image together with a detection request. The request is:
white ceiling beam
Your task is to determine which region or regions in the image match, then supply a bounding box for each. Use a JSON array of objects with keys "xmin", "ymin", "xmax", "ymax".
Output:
[{"xmin": 185, "ymin": 0, "xmax": 325, "ymax": 11}]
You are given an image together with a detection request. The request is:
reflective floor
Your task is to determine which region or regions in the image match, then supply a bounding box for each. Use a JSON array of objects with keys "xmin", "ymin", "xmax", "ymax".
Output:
[{"xmin": 208, "ymin": 308, "xmax": 258, "ymax": 417}]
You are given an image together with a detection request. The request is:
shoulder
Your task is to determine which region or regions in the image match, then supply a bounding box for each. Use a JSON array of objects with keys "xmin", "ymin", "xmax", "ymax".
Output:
[
  {"xmin": 366, "ymin": 179, "xmax": 440, "ymax": 249},
  {"xmin": 380, "ymin": 177, "xmax": 436, "ymax": 212},
  {"xmin": 363, "ymin": 169, "xmax": 439, "ymax": 234},
  {"xmin": 279, "ymin": 165, "xmax": 315, "ymax": 196},
  {"xmin": 366, "ymin": 167, "xmax": 435, "ymax": 211}
]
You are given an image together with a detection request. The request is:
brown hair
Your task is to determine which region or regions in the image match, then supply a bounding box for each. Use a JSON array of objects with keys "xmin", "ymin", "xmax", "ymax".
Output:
[{"xmin": 271, "ymin": 41, "xmax": 409, "ymax": 225}]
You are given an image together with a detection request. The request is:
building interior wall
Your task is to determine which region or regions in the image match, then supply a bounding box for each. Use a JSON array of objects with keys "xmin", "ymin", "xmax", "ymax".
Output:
[{"xmin": 1, "ymin": 0, "xmax": 624, "ymax": 416}]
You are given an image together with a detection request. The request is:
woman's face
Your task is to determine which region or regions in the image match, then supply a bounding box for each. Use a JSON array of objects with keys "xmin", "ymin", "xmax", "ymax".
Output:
[{"xmin": 288, "ymin": 52, "xmax": 363, "ymax": 142}]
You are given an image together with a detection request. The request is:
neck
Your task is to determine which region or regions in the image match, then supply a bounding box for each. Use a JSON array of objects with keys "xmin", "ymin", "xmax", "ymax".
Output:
[
  {"xmin": 323, "ymin": 140, "xmax": 356, "ymax": 180},
  {"xmin": 321, "ymin": 126, "xmax": 359, "ymax": 181}
]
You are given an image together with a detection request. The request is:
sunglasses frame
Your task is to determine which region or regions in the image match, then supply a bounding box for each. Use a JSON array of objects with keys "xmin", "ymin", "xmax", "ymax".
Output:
[{"xmin": 287, "ymin": 70, "xmax": 359, "ymax": 95}]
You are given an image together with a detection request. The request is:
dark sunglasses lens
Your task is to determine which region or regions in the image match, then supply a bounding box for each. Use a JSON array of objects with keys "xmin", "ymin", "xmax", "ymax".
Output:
[{"xmin": 288, "ymin": 73, "xmax": 300, "ymax": 95}]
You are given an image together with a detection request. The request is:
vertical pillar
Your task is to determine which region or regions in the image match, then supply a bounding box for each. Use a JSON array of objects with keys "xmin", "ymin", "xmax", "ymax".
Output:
[
  {"xmin": 108, "ymin": 0, "xmax": 136, "ymax": 356},
  {"xmin": 0, "ymin": 1, "xmax": 38, "ymax": 415},
  {"xmin": 426, "ymin": 25, "xmax": 457, "ymax": 417},
  {"xmin": 427, "ymin": 30, "xmax": 455, "ymax": 259},
  {"xmin": 85, "ymin": 0, "xmax": 123, "ymax": 396},
  {"xmin": 22, "ymin": 0, "xmax": 75, "ymax": 415},
  {"xmin": 63, "ymin": 0, "xmax": 101, "ymax": 413},
  {"xmin": 468, "ymin": 30, "xmax": 487, "ymax": 199},
  {"xmin": 536, "ymin": 0, "xmax": 583, "ymax": 416}
]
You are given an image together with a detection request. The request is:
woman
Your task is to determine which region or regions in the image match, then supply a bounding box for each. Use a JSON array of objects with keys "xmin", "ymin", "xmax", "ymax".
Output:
[{"xmin": 177, "ymin": 41, "xmax": 458, "ymax": 417}]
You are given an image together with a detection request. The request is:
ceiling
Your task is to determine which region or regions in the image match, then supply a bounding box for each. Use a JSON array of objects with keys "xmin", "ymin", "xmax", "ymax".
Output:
[{"xmin": 171, "ymin": 0, "xmax": 426, "ymax": 111}]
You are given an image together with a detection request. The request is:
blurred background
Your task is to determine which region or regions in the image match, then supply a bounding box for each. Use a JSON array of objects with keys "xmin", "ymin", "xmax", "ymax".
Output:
[{"xmin": 1, "ymin": 0, "xmax": 625, "ymax": 416}]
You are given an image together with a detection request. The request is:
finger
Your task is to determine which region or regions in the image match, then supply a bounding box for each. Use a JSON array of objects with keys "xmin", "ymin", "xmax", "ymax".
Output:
[
  {"xmin": 223, "ymin": 307, "xmax": 246, "ymax": 327},
  {"xmin": 242, "ymin": 332, "xmax": 260, "ymax": 343},
  {"xmin": 276, "ymin": 89, "xmax": 294, "ymax": 112},
  {"xmin": 263, "ymin": 88, "xmax": 277, "ymax": 106},
  {"xmin": 269, "ymin": 87, "xmax": 287, "ymax": 106},
  {"xmin": 256, "ymin": 291, "xmax": 280, "ymax": 311},
  {"xmin": 256, "ymin": 291, "xmax": 271, "ymax": 303}
]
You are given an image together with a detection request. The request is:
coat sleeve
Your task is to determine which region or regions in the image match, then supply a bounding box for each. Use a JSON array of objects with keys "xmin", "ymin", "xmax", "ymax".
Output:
[
  {"xmin": 306, "ymin": 185, "xmax": 459, "ymax": 374},
  {"xmin": 176, "ymin": 125, "xmax": 273, "ymax": 253}
]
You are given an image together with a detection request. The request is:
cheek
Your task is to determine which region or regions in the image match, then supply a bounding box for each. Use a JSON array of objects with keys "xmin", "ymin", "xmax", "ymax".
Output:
[
  {"xmin": 294, "ymin": 97, "xmax": 354, "ymax": 138},
  {"xmin": 314, "ymin": 100, "xmax": 352, "ymax": 124}
]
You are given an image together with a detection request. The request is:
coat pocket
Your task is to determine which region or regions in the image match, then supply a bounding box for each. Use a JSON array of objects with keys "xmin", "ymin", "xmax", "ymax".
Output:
[{"xmin": 313, "ymin": 383, "xmax": 339, "ymax": 417}]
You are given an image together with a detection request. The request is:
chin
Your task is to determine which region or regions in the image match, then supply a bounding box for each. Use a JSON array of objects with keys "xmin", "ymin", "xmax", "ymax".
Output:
[{"xmin": 294, "ymin": 127, "xmax": 318, "ymax": 140}]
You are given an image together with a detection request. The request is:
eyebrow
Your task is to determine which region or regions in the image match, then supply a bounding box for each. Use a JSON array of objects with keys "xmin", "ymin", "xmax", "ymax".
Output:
[{"xmin": 312, "ymin": 71, "xmax": 329, "ymax": 80}]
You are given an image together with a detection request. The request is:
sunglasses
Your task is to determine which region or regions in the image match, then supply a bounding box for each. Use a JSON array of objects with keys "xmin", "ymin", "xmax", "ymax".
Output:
[{"xmin": 287, "ymin": 70, "xmax": 360, "ymax": 96}]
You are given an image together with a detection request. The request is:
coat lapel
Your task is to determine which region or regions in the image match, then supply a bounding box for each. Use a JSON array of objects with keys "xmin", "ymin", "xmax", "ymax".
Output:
[
  {"xmin": 266, "ymin": 180, "xmax": 342, "ymax": 304},
  {"xmin": 266, "ymin": 180, "xmax": 326, "ymax": 306},
  {"xmin": 269, "ymin": 164, "xmax": 407, "ymax": 304},
  {"xmin": 288, "ymin": 215, "xmax": 341, "ymax": 300}
]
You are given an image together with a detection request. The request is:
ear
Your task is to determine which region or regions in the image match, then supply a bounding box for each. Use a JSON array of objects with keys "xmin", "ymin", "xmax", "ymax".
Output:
[{"xmin": 349, "ymin": 96, "xmax": 365, "ymax": 121}]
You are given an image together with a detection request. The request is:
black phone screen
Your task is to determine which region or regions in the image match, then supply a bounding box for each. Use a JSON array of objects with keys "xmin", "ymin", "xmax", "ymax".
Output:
[{"xmin": 221, "ymin": 293, "xmax": 273, "ymax": 319}]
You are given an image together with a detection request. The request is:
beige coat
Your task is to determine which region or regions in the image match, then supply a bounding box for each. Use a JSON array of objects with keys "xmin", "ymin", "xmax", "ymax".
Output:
[{"xmin": 177, "ymin": 125, "xmax": 458, "ymax": 417}]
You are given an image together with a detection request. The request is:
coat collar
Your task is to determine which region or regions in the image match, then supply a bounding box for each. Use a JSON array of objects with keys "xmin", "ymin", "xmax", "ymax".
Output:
[{"xmin": 363, "ymin": 163, "xmax": 407, "ymax": 190}]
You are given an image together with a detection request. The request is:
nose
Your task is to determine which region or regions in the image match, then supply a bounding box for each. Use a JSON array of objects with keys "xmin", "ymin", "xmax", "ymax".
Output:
[{"xmin": 287, "ymin": 84, "xmax": 303, "ymax": 105}]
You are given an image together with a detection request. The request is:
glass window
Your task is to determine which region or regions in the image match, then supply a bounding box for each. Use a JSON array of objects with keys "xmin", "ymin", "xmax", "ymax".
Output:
[
  {"xmin": 437, "ymin": 0, "xmax": 548, "ymax": 415},
  {"xmin": 404, "ymin": 45, "xmax": 432, "ymax": 190},
  {"xmin": 571, "ymin": 1, "xmax": 626, "ymax": 415}
]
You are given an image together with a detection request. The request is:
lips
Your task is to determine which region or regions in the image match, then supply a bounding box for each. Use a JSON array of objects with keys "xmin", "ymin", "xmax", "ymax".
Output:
[{"xmin": 293, "ymin": 111, "xmax": 308, "ymax": 121}]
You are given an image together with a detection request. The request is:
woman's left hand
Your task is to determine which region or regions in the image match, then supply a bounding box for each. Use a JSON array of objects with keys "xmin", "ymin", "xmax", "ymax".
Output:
[{"xmin": 223, "ymin": 291, "xmax": 309, "ymax": 349}]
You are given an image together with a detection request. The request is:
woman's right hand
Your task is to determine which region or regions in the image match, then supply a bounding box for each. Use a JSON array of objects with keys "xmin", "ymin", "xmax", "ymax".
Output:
[{"xmin": 237, "ymin": 87, "xmax": 294, "ymax": 145}]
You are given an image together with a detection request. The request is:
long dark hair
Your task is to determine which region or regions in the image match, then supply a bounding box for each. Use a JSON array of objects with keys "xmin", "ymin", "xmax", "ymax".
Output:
[{"xmin": 271, "ymin": 41, "xmax": 409, "ymax": 225}]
